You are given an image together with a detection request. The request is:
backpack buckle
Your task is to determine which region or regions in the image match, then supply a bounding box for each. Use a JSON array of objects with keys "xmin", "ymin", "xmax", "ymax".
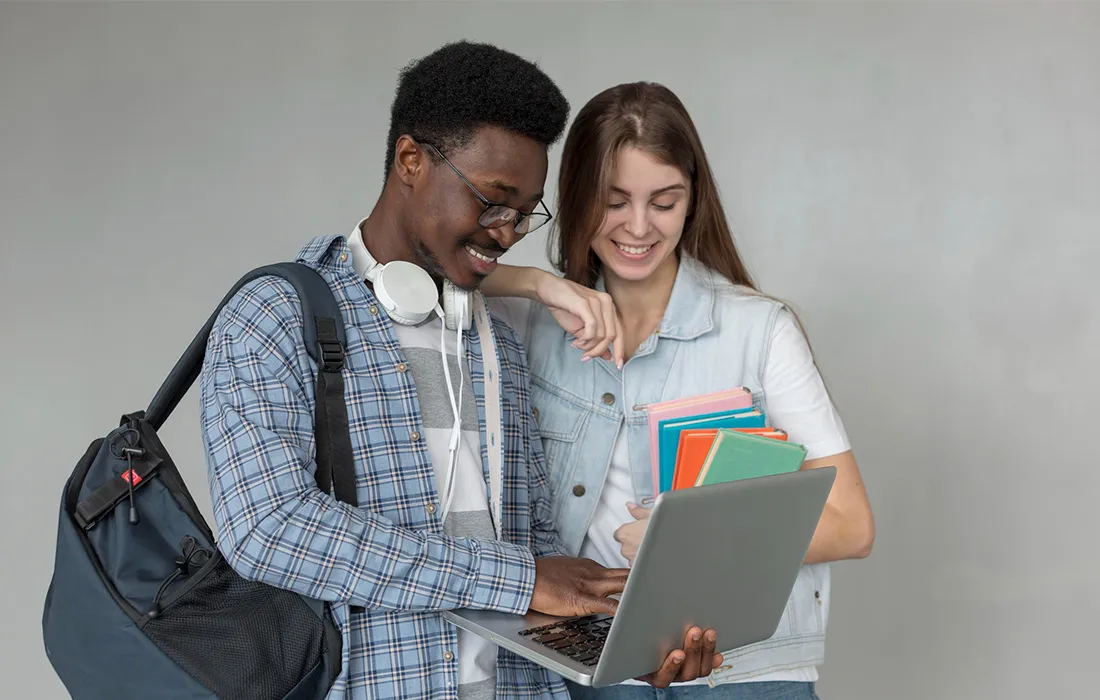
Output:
[{"xmin": 319, "ymin": 341, "xmax": 344, "ymax": 373}]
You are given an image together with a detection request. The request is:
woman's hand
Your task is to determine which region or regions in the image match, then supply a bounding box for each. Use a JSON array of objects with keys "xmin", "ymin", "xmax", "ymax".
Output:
[
  {"xmin": 532, "ymin": 272, "xmax": 624, "ymax": 368},
  {"xmin": 612, "ymin": 502, "xmax": 652, "ymax": 565}
]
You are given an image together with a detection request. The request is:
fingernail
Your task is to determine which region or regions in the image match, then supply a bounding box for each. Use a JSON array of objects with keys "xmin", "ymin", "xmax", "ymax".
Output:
[
  {"xmin": 582, "ymin": 356, "xmax": 591, "ymax": 362},
  {"xmin": 693, "ymin": 631, "xmax": 701, "ymax": 641},
  {"xmin": 674, "ymin": 654, "xmax": 684, "ymax": 664}
]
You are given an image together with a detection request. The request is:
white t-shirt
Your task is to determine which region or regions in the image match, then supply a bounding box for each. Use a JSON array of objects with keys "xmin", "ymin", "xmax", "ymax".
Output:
[
  {"xmin": 349, "ymin": 228, "xmax": 498, "ymax": 699},
  {"xmin": 492, "ymin": 297, "xmax": 850, "ymax": 685},
  {"xmin": 388, "ymin": 317, "xmax": 500, "ymax": 699}
]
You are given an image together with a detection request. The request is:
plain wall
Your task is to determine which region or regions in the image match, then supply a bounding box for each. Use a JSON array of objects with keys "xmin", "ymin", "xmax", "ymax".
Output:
[{"xmin": 3, "ymin": 2, "xmax": 1099, "ymax": 698}]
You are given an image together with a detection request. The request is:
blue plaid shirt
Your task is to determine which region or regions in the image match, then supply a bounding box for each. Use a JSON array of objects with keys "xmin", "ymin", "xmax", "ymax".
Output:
[{"xmin": 199, "ymin": 235, "xmax": 569, "ymax": 699}]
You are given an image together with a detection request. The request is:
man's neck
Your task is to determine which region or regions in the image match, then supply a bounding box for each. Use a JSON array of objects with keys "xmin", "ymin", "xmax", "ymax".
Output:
[{"xmin": 358, "ymin": 203, "xmax": 413, "ymax": 267}]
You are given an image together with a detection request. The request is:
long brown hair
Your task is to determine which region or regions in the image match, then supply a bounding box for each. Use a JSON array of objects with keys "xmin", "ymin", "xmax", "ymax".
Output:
[
  {"xmin": 550, "ymin": 81, "xmax": 756, "ymax": 291},
  {"xmin": 548, "ymin": 81, "xmax": 824, "ymax": 371}
]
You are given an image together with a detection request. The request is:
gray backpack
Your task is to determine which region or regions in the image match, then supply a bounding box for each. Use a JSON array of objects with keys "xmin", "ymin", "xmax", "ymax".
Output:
[{"xmin": 42, "ymin": 262, "xmax": 358, "ymax": 700}]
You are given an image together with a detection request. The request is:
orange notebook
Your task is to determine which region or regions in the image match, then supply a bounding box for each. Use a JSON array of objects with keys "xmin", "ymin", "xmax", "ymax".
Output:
[{"xmin": 671, "ymin": 428, "xmax": 788, "ymax": 490}]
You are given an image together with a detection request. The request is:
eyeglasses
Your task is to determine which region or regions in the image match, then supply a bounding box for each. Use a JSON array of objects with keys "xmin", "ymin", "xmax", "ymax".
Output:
[{"xmin": 422, "ymin": 142, "xmax": 553, "ymax": 236}]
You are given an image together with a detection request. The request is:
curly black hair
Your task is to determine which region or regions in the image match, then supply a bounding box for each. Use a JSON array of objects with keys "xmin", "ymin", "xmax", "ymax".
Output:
[{"xmin": 384, "ymin": 41, "xmax": 569, "ymax": 179}]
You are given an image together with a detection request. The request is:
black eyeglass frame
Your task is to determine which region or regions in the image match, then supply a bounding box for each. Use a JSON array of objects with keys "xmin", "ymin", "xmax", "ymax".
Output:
[{"xmin": 420, "ymin": 141, "xmax": 553, "ymax": 236}]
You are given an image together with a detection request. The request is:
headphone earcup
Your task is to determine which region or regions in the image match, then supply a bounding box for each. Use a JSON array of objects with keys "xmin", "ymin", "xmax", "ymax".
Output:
[
  {"xmin": 442, "ymin": 280, "xmax": 472, "ymax": 331},
  {"xmin": 373, "ymin": 261, "xmax": 438, "ymax": 325}
]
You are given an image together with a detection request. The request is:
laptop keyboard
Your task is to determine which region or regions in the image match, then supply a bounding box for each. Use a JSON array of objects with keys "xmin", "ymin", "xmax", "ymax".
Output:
[{"xmin": 518, "ymin": 614, "xmax": 613, "ymax": 666}]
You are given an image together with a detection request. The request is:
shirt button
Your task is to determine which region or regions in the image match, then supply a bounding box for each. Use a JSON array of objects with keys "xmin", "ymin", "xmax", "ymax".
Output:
[
  {"xmin": 397, "ymin": 362, "xmax": 408, "ymax": 372},
  {"xmin": 410, "ymin": 431, "xmax": 421, "ymax": 441},
  {"xmin": 443, "ymin": 651, "xmax": 454, "ymax": 662},
  {"xmin": 572, "ymin": 484, "xmax": 586, "ymax": 497},
  {"xmin": 602, "ymin": 392, "xmax": 615, "ymax": 405},
  {"xmin": 426, "ymin": 503, "xmax": 437, "ymax": 515},
  {"xmin": 532, "ymin": 407, "xmax": 540, "ymax": 421},
  {"xmin": 339, "ymin": 252, "xmax": 348, "ymax": 262},
  {"xmin": 369, "ymin": 305, "xmax": 379, "ymax": 315}
]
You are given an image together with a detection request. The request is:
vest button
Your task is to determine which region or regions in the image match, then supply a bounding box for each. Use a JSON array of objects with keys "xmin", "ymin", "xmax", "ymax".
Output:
[
  {"xmin": 533, "ymin": 407, "xmax": 540, "ymax": 421},
  {"xmin": 397, "ymin": 362, "xmax": 408, "ymax": 373},
  {"xmin": 443, "ymin": 651, "xmax": 454, "ymax": 662},
  {"xmin": 602, "ymin": 392, "xmax": 615, "ymax": 405},
  {"xmin": 369, "ymin": 305, "xmax": 379, "ymax": 315},
  {"xmin": 410, "ymin": 431, "xmax": 420, "ymax": 441},
  {"xmin": 572, "ymin": 484, "xmax": 586, "ymax": 497}
]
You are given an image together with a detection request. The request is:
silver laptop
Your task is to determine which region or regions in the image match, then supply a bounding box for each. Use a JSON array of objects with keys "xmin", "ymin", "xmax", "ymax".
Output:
[{"xmin": 444, "ymin": 466, "xmax": 836, "ymax": 687}]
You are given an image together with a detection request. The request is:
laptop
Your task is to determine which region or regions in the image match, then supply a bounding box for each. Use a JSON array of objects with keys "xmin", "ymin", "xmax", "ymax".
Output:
[{"xmin": 443, "ymin": 466, "xmax": 836, "ymax": 687}]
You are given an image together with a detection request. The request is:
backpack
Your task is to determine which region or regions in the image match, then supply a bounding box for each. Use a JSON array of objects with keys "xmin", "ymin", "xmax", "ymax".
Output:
[{"xmin": 42, "ymin": 262, "xmax": 359, "ymax": 700}]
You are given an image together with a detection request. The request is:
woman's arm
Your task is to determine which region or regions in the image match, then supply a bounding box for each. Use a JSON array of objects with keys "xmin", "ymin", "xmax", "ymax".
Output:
[
  {"xmin": 483, "ymin": 264, "xmax": 624, "ymax": 366},
  {"xmin": 801, "ymin": 450, "xmax": 874, "ymax": 563},
  {"xmin": 481, "ymin": 263, "xmax": 544, "ymax": 300},
  {"xmin": 762, "ymin": 309, "xmax": 875, "ymax": 563}
]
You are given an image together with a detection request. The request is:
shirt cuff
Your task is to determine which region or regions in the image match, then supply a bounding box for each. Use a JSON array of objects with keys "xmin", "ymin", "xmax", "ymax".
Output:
[{"xmin": 467, "ymin": 540, "xmax": 537, "ymax": 614}]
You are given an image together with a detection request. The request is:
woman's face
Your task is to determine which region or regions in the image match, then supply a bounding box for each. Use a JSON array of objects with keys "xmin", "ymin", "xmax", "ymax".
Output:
[{"xmin": 591, "ymin": 146, "xmax": 690, "ymax": 284}]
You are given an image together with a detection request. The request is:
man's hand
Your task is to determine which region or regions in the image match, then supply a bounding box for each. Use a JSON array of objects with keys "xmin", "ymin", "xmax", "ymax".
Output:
[
  {"xmin": 613, "ymin": 502, "xmax": 652, "ymax": 566},
  {"xmin": 532, "ymin": 273, "xmax": 623, "ymax": 368},
  {"xmin": 529, "ymin": 556, "xmax": 630, "ymax": 617},
  {"xmin": 636, "ymin": 626, "xmax": 723, "ymax": 688}
]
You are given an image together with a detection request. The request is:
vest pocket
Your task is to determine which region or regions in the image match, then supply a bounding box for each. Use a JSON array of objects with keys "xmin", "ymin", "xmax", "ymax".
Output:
[{"xmin": 529, "ymin": 382, "xmax": 589, "ymax": 515}]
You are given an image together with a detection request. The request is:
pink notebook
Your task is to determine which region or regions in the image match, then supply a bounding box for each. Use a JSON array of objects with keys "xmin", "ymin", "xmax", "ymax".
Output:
[{"xmin": 644, "ymin": 387, "xmax": 753, "ymax": 490}]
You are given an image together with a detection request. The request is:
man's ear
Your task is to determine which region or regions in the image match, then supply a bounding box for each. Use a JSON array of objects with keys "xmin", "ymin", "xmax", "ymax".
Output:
[{"xmin": 393, "ymin": 135, "xmax": 426, "ymax": 187}]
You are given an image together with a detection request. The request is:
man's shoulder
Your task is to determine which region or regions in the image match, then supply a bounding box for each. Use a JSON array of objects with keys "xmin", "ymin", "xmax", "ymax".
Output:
[{"xmin": 214, "ymin": 235, "xmax": 345, "ymax": 335}]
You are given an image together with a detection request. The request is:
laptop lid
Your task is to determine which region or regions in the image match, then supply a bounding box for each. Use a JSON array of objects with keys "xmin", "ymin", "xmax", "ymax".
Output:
[
  {"xmin": 591, "ymin": 465, "xmax": 836, "ymax": 685},
  {"xmin": 445, "ymin": 466, "xmax": 837, "ymax": 687}
]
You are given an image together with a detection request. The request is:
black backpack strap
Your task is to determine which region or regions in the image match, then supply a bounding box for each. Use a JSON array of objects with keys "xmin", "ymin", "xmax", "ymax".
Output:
[{"xmin": 144, "ymin": 262, "xmax": 358, "ymax": 507}]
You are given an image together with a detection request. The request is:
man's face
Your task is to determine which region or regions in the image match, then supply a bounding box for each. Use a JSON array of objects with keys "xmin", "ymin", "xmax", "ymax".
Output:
[{"xmin": 405, "ymin": 126, "xmax": 549, "ymax": 291}]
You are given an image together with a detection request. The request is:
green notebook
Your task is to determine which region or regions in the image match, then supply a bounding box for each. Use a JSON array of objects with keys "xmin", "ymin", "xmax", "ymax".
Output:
[{"xmin": 694, "ymin": 428, "xmax": 808, "ymax": 486}]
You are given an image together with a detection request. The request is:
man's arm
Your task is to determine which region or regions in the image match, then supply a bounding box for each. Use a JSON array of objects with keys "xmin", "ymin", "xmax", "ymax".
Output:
[{"xmin": 199, "ymin": 282, "xmax": 536, "ymax": 614}]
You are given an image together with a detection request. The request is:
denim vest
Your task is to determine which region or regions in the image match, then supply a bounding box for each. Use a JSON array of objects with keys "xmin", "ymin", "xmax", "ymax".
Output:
[{"xmin": 518, "ymin": 256, "xmax": 829, "ymax": 682}]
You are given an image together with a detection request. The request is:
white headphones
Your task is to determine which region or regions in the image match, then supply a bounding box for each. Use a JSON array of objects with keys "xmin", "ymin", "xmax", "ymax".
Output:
[
  {"xmin": 346, "ymin": 223, "xmax": 471, "ymax": 521},
  {"xmin": 347, "ymin": 225, "xmax": 471, "ymax": 332}
]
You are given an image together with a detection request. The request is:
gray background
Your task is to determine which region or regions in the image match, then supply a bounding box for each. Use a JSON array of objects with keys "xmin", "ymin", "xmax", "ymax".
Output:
[{"xmin": 3, "ymin": 2, "xmax": 1098, "ymax": 698}]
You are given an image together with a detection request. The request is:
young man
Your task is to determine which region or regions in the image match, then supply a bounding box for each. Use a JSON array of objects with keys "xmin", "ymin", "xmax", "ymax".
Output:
[{"xmin": 199, "ymin": 41, "xmax": 715, "ymax": 699}]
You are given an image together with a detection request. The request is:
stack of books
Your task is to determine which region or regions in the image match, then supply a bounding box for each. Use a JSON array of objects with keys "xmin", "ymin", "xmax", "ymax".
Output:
[{"xmin": 646, "ymin": 388, "xmax": 807, "ymax": 493}]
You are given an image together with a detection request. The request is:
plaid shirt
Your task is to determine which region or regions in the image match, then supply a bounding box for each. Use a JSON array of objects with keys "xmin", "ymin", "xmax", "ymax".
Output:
[{"xmin": 199, "ymin": 235, "xmax": 569, "ymax": 699}]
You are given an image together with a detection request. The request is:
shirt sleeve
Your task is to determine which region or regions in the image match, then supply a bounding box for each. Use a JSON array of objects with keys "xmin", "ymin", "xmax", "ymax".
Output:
[
  {"xmin": 761, "ymin": 308, "xmax": 851, "ymax": 461},
  {"xmin": 199, "ymin": 282, "xmax": 536, "ymax": 614}
]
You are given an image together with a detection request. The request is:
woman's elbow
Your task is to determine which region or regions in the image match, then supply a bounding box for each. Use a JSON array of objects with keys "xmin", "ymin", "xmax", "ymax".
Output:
[{"xmin": 850, "ymin": 510, "xmax": 875, "ymax": 559}]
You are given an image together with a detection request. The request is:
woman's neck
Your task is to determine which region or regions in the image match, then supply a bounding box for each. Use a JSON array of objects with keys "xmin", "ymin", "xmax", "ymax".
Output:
[{"xmin": 603, "ymin": 253, "xmax": 679, "ymax": 357}]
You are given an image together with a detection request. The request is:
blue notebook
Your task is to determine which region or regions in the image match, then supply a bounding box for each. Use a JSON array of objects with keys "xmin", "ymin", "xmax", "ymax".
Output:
[{"xmin": 657, "ymin": 407, "xmax": 766, "ymax": 492}]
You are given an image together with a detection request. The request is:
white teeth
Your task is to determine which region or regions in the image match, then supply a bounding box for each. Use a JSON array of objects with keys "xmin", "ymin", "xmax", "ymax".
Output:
[
  {"xmin": 615, "ymin": 242, "xmax": 653, "ymax": 255},
  {"xmin": 466, "ymin": 246, "xmax": 495, "ymax": 264}
]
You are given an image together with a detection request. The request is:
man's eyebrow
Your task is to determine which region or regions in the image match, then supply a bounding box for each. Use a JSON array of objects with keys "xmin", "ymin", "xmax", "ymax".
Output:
[{"xmin": 482, "ymin": 179, "xmax": 543, "ymax": 202}]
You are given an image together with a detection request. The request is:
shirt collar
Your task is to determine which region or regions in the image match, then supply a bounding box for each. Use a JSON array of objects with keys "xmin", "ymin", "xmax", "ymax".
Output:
[
  {"xmin": 596, "ymin": 255, "xmax": 716, "ymax": 341},
  {"xmin": 291, "ymin": 218, "xmax": 372, "ymax": 281},
  {"xmin": 345, "ymin": 217, "xmax": 373, "ymax": 280}
]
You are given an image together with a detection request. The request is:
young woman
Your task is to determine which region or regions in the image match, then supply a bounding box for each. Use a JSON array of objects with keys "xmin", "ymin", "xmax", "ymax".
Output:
[{"xmin": 484, "ymin": 82, "xmax": 874, "ymax": 699}]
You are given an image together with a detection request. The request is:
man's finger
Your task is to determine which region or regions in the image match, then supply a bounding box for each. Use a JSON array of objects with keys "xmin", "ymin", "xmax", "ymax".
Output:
[
  {"xmin": 585, "ymin": 571, "xmax": 629, "ymax": 597},
  {"xmin": 647, "ymin": 650, "xmax": 685, "ymax": 688},
  {"xmin": 580, "ymin": 593, "xmax": 619, "ymax": 616},
  {"xmin": 678, "ymin": 627, "xmax": 703, "ymax": 681},
  {"xmin": 699, "ymin": 630, "xmax": 719, "ymax": 677}
]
